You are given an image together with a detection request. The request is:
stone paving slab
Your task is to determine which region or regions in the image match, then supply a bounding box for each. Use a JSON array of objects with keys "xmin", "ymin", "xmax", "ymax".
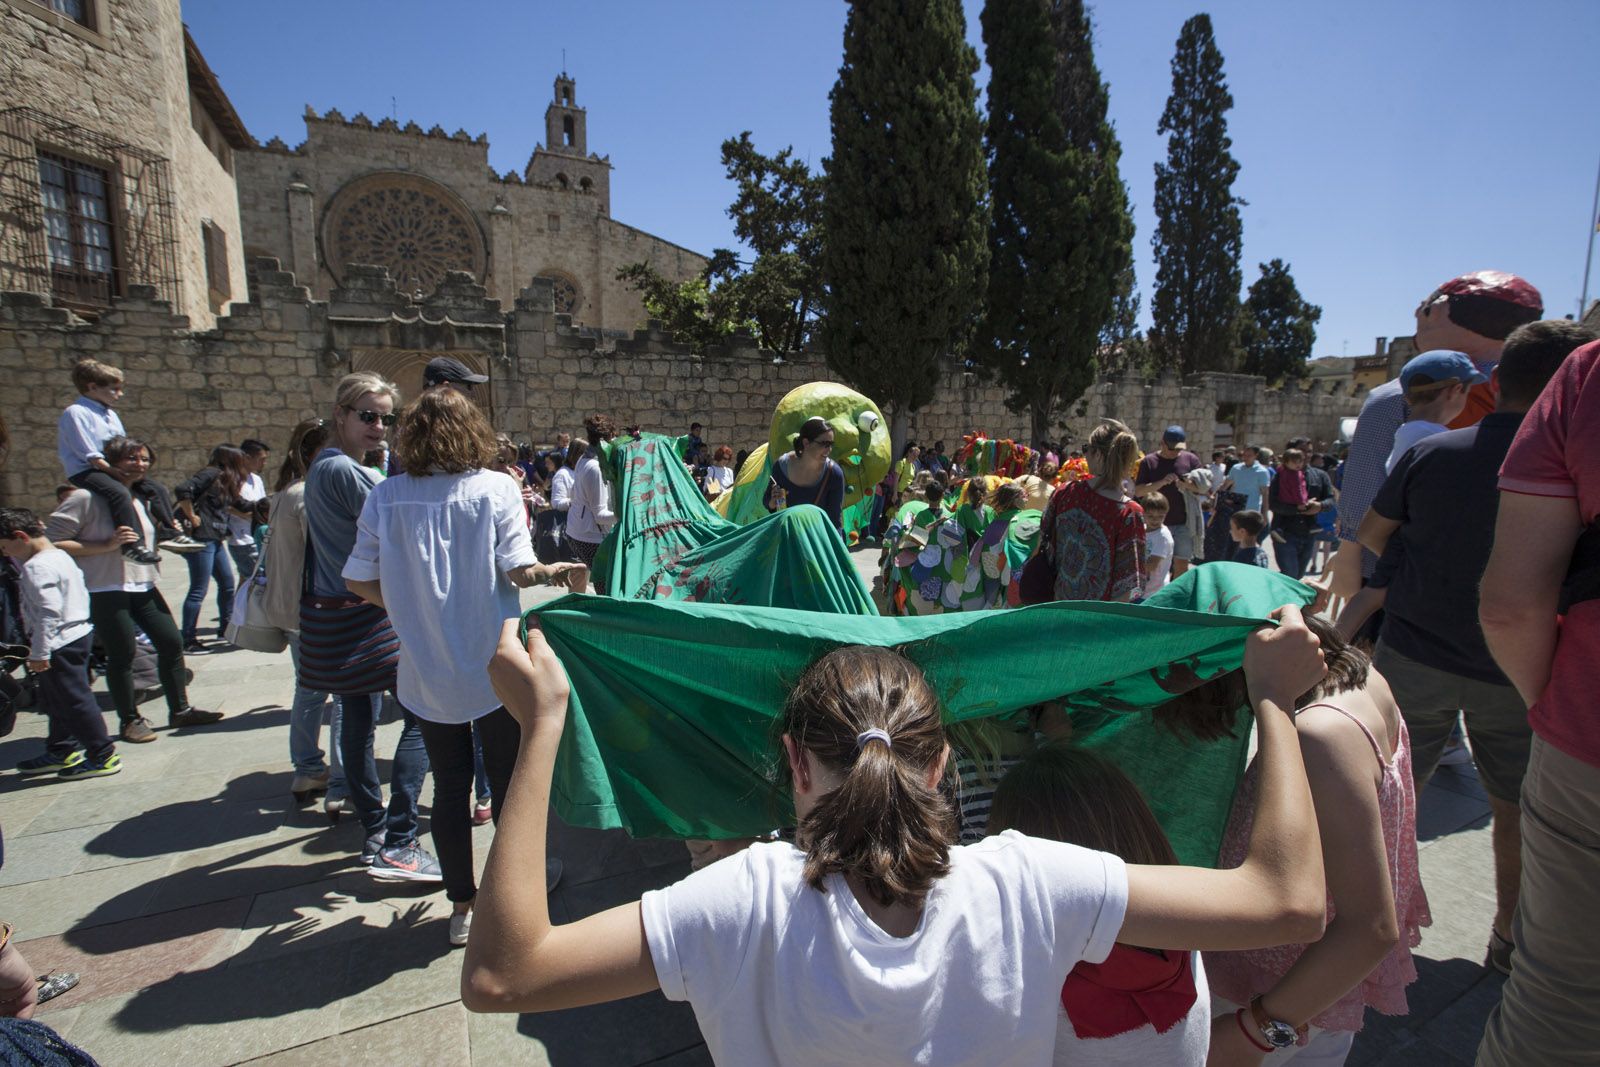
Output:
[{"xmin": 0, "ymin": 549, "xmax": 1508, "ymax": 1064}]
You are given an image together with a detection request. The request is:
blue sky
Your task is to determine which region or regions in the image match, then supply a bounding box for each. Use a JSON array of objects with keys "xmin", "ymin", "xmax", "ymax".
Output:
[{"xmin": 186, "ymin": 0, "xmax": 1600, "ymax": 360}]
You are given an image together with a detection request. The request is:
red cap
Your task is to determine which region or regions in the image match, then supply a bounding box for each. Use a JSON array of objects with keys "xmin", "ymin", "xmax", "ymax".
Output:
[{"xmin": 1429, "ymin": 271, "xmax": 1543, "ymax": 312}]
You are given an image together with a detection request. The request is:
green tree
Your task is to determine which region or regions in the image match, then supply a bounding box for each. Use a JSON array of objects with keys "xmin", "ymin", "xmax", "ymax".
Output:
[
  {"xmin": 1238, "ymin": 258, "xmax": 1322, "ymax": 383},
  {"xmin": 617, "ymin": 135, "xmax": 823, "ymax": 357},
  {"xmin": 1097, "ymin": 261, "xmax": 1154, "ymax": 378},
  {"xmin": 981, "ymin": 0, "xmax": 1133, "ymax": 444},
  {"xmin": 821, "ymin": 0, "xmax": 989, "ymax": 454},
  {"xmin": 1150, "ymin": 13, "xmax": 1244, "ymax": 377},
  {"xmin": 615, "ymin": 258, "xmax": 742, "ymax": 351},
  {"xmin": 718, "ymin": 132, "xmax": 825, "ymax": 356}
]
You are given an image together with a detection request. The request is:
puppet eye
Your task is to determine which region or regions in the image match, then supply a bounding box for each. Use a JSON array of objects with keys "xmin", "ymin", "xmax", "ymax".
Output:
[{"xmin": 856, "ymin": 411, "xmax": 880, "ymax": 435}]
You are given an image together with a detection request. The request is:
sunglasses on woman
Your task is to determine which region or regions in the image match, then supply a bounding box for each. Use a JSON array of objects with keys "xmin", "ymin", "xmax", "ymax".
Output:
[{"xmin": 344, "ymin": 406, "xmax": 397, "ymax": 427}]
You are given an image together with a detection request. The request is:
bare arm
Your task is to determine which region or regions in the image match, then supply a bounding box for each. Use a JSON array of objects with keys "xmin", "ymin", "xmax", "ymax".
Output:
[
  {"xmin": 462, "ymin": 620, "xmax": 660, "ymax": 1013},
  {"xmin": 1120, "ymin": 606, "xmax": 1328, "ymax": 952},
  {"xmin": 345, "ymin": 577, "xmax": 385, "ymax": 610},
  {"xmin": 54, "ymin": 526, "xmax": 138, "ymax": 557},
  {"xmin": 1480, "ymin": 492, "xmax": 1581, "ymax": 707},
  {"xmin": 1355, "ymin": 509, "xmax": 1401, "ymax": 559},
  {"xmin": 1254, "ymin": 707, "xmax": 1398, "ymax": 1027}
]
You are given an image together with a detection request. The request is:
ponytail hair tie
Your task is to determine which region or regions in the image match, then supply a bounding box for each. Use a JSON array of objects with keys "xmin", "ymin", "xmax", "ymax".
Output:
[{"xmin": 855, "ymin": 728, "xmax": 892, "ymax": 751}]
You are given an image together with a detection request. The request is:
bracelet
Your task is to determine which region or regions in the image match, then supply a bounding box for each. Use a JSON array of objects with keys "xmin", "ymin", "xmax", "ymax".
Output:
[{"xmin": 1235, "ymin": 1008, "xmax": 1273, "ymax": 1053}]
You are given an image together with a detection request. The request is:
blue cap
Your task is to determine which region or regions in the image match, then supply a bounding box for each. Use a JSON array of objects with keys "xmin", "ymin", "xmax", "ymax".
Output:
[
  {"xmin": 1163, "ymin": 425, "xmax": 1186, "ymax": 445},
  {"xmin": 1400, "ymin": 350, "xmax": 1489, "ymax": 390}
]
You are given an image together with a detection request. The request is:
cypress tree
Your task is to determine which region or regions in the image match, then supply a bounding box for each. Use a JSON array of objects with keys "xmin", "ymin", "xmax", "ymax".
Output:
[
  {"xmin": 1150, "ymin": 13, "xmax": 1244, "ymax": 377},
  {"xmin": 1238, "ymin": 258, "xmax": 1322, "ymax": 383},
  {"xmin": 821, "ymin": 0, "xmax": 989, "ymax": 453},
  {"xmin": 982, "ymin": 0, "xmax": 1133, "ymax": 444}
]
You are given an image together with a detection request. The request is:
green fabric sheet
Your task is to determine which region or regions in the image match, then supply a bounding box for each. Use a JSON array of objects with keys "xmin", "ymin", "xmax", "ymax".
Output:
[
  {"xmin": 528, "ymin": 563, "xmax": 1313, "ymax": 867},
  {"xmin": 592, "ymin": 434, "xmax": 875, "ymax": 614}
]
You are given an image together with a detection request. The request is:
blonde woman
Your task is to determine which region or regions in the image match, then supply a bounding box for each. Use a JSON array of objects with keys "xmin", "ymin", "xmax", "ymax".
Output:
[{"xmin": 1034, "ymin": 419, "xmax": 1147, "ymax": 603}]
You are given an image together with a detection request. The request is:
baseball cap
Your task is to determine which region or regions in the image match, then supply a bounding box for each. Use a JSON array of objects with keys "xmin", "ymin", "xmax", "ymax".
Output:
[
  {"xmin": 1162, "ymin": 425, "xmax": 1186, "ymax": 446},
  {"xmin": 422, "ymin": 356, "xmax": 489, "ymax": 387},
  {"xmin": 1399, "ymin": 349, "xmax": 1489, "ymax": 390}
]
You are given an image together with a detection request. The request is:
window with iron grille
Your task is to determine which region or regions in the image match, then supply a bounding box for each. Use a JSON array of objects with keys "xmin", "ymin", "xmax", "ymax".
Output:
[
  {"xmin": 37, "ymin": 150, "xmax": 117, "ymax": 307},
  {"xmin": 45, "ymin": 0, "xmax": 92, "ymax": 26},
  {"xmin": 201, "ymin": 219, "xmax": 230, "ymax": 307}
]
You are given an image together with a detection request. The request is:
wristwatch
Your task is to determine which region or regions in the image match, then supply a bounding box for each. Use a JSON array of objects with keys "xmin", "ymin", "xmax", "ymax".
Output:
[{"xmin": 1249, "ymin": 995, "xmax": 1306, "ymax": 1049}]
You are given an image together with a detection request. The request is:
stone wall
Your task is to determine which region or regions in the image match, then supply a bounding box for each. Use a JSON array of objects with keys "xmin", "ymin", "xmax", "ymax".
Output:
[{"xmin": 0, "ymin": 258, "xmax": 1363, "ymax": 510}]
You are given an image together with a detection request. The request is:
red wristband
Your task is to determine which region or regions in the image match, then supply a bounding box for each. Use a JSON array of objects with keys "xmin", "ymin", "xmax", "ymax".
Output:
[{"xmin": 1235, "ymin": 1007, "xmax": 1273, "ymax": 1053}]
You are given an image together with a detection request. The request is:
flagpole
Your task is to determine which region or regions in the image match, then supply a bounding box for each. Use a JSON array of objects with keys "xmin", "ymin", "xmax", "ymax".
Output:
[{"xmin": 1581, "ymin": 152, "xmax": 1600, "ymax": 319}]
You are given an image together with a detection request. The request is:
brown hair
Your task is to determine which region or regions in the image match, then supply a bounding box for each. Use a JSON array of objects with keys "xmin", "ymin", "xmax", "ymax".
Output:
[
  {"xmin": 1137, "ymin": 491, "xmax": 1169, "ymax": 517},
  {"xmin": 781, "ymin": 646, "xmax": 955, "ymax": 908},
  {"xmin": 1086, "ymin": 419, "xmax": 1140, "ymax": 492},
  {"xmin": 1231, "ymin": 509, "xmax": 1266, "ymax": 538},
  {"xmin": 1498, "ymin": 319, "xmax": 1599, "ymax": 408},
  {"xmin": 988, "ymin": 744, "xmax": 1178, "ymax": 866},
  {"xmin": 993, "ymin": 482, "xmax": 1026, "ymax": 511},
  {"xmin": 1154, "ymin": 611, "xmax": 1370, "ymax": 743},
  {"xmin": 394, "ymin": 389, "xmax": 498, "ymax": 475},
  {"xmin": 70, "ymin": 359, "xmax": 123, "ymax": 393},
  {"xmin": 102, "ymin": 435, "xmax": 154, "ymax": 469},
  {"xmin": 1282, "ymin": 448, "xmax": 1305, "ymax": 465},
  {"xmin": 275, "ymin": 418, "xmax": 331, "ymax": 492},
  {"xmin": 584, "ymin": 412, "xmax": 617, "ymax": 446}
]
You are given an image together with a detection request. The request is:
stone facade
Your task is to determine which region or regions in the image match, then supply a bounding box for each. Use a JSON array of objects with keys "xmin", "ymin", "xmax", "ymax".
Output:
[
  {"xmin": 0, "ymin": 258, "xmax": 1363, "ymax": 510},
  {"xmin": 0, "ymin": 0, "xmax": 250, "ymax": 327},
  {"xmin": 235, "ymin": 75, "xmax": 705, "ymax": 341}
]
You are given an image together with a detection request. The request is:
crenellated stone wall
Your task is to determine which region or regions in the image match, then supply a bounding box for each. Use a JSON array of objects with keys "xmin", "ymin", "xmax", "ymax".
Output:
[{"xmin": 0, "ymin": 258, "xmax": 1364, "ymax": 509}]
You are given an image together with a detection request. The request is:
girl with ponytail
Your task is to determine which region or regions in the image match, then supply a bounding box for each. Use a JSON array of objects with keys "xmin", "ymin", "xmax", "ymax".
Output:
[
  {"xmin": 466, "ymin": 606, "xmax": 1333, "ymax": 1067},
  {"xmin": 1028, "ymin": 419, "xmax": 1148, "ymax": 603}
]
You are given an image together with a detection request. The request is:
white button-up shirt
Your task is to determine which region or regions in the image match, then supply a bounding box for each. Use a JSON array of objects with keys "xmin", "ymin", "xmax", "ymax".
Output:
[
  {"xmin": 343, "ymin": 468, "xmax": 537, "ymax": 723},
  {"xmin": 56, "ymin": 396, "xmax": 125, "ymax": 476}
]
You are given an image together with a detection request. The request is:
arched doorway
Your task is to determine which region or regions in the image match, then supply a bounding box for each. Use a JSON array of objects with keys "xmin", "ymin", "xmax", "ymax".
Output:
[{"xmin": 349, "ymin": 348, "xmax": 494, "ymax": 412}]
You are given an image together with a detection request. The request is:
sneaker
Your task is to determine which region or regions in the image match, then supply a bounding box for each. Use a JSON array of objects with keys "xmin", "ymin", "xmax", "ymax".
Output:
[
  {"xmin": 120, "ymin": 544, "xmax": 162, "ymax": 565},
  {"xmin": 59, "ymin": 753, "xmax": 122, "ymax": 779},
  {"xmin": 370, "ymin": 841, "xmax": 444, "ymax": 883},
  {"xmin": 169, "ymin": 707, "xmax": 223, "ymax": 727},
  {"xmin": 360, "ymin": 832, "xmax": 384, "ymax": 866},
  {"xmin": 17, "ymin": 750, "xmax": 83, "ymax": 776},
  {"xmin": 449, "ymin": 909, "xmax": 472, "ymax": 947},
  {"xmin": 159, "ymin": 535, "xmax": 205, "ymax": 554},
  {"xmin": 290, "ymin": 772, "xmax": 330, "ymax": 804},
  {"xmin": 120, "ymin": 718, "xmax": 158, "ymax": 744},
  {"xmin": 1486, "ymin": 927, "xmax": 1515, "ymax": 976},
  {"xmin": 183, "ymin": 639, "xmax": 212, "ymax": 656},
  {"xmin": 473, "ymin": 799, "xmax": 493, "ymax": 826},
  {"xmin": 326, "ymin": 795, "xmax": 349, "ymax": 819}
]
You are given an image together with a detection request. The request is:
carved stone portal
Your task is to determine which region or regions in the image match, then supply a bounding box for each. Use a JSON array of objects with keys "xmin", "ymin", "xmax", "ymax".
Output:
[{"xmin": 322, "ymin": 173, "xmax": 487, "ymax": 296}]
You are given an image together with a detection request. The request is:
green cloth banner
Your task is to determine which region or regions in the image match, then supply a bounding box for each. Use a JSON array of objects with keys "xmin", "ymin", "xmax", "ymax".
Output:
[{"xmin": 528, "ymin": 563, "xmax": 1313, "ymax": 867}]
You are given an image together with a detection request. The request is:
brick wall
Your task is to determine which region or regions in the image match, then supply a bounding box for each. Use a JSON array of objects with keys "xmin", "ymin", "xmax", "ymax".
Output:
[{"xmin": 0, "ymin": 259, "xmax": 1363, "ymax": 510}]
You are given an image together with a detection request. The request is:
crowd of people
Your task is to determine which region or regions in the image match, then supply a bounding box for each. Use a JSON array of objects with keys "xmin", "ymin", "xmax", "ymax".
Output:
[{"xmin": 0, "ymin": 266, "xmax": 1596, "ymax": 1065}]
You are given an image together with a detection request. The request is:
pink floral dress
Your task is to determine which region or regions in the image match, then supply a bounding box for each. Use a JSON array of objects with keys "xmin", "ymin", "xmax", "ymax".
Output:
[{"xmin": 1204, "ymin": 702, "xmax": 1433, "ymax": 1032}]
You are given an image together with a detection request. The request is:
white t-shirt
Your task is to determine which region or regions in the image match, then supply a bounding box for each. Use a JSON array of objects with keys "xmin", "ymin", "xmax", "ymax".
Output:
[
  {"xmin": 342, "ymin": 468, "xmax": 537, "ymax": 723},
  {"xmin": 704, "ymin": 465, "xmax": 735, "ymax": 493},
  {"xmin": 1385, "ymin": 419, "xmax": 1449, "ymax": 474},
  {"xmin": 641, "ymin": 831, "xmax": 1129, "ymax": 1067},
  {"xmin": 1052, "ymin": 951, "xmax": 1209, "ymax": 1066},
  {"xmin": 229, "ymin": 472, "xmax": 266, "ymax": 545},
  {"xmin": 1143, "ymin": 524, "xmax": 1175, "ymax": 598}
]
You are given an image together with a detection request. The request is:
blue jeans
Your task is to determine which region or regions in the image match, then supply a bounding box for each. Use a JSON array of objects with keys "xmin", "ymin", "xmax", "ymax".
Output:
[
  {"xmin": 180, "ymin": 540, "xmax": 236, "ymax": 642},
  {"xmin": 1272, "ymin": 529, "xmax": 1317, "ymax": 580},
  {"xmin": 472, "ymin": 720, "xmax": 490, "ymax": 802},
  {"xmin": 285, "ymin": 632, "xmax": 345, "ymax": 796},
  {"xmin": 338, "ymin": 691, "xmax": 427, "ymax": 849}
]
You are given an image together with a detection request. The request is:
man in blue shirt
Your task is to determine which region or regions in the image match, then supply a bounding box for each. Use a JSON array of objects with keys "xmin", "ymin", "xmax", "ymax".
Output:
[{"xmin": 1215, "ymin": 444, "xmax": 1273, "ymax": 513}]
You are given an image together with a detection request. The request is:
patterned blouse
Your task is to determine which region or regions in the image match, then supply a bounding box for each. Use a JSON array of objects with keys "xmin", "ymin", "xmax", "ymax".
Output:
[{"xmin": 1041, "ymin": 480, "xmax": 1146, "ymax": 602}]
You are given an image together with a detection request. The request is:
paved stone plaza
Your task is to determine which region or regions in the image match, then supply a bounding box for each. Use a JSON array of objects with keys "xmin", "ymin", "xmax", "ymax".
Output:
[{"xmin": 0, "ymin": 549, "xmax": 1504, "ymax": 1066}]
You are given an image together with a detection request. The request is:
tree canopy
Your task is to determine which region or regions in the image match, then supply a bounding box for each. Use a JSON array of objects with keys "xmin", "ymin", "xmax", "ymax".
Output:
[
  {"xmin": 981, "ymin": 0, "xmax": 1133, "ymax": 443},
  {"xmin": 1238, "ymin": 258, "xmax": 1322, "ymax": 383}
]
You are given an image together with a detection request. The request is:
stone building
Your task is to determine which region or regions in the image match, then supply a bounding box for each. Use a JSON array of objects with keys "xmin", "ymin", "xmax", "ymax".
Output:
[
  {"xmin": 234, "ymin": 74, "xmax": 706, "ymax": 397},
  {"xmin": 0, "ymin": 0, "xmax": 250, "ymax": 328}
]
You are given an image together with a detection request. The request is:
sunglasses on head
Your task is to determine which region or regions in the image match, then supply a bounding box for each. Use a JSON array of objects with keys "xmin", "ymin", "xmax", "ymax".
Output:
[{"xmin": 344, "ymin": 406, "xmax": 397, "ymax": 427}]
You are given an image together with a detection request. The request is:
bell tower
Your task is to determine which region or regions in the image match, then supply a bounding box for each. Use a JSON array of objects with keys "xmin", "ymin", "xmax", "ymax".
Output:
[{"xmin": 544, "ymin": 74, "xmax": 586, "ymax": 155}]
